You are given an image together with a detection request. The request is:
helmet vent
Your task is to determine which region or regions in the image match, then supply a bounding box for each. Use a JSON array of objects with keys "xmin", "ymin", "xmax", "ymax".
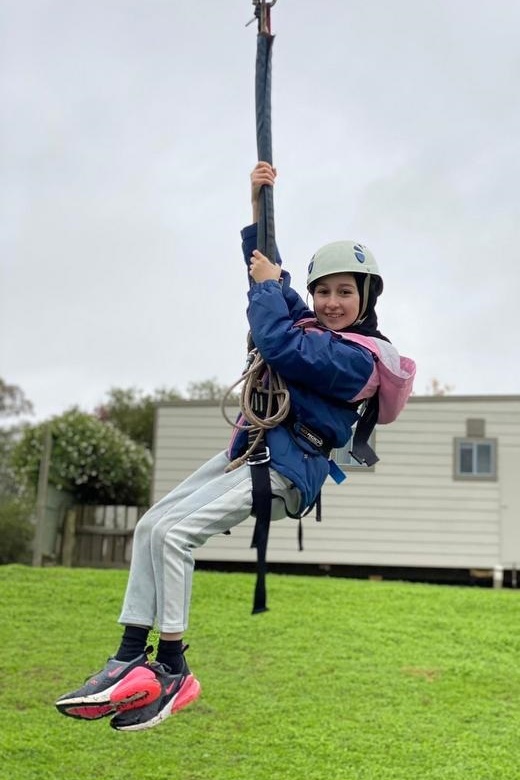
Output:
[{"xmin": 353, "ymin": 244, "xmax": 366, "ymax": 263}]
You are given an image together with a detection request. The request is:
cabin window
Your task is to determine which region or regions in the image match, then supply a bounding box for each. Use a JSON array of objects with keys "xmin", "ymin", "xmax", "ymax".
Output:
[{"xmin": 454, "ymin": 438, "xmax": 497, "ymax": 481}]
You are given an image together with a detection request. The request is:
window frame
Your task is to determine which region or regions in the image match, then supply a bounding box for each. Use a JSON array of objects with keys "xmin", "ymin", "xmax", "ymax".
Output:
[{"xmin": 453, "ymin": 437, "xmax": 497, "ymax": 481}]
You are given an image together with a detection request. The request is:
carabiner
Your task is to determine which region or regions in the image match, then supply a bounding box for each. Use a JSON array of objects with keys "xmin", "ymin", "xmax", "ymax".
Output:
[{"xmin": 246, "ymin": 0, "xmax": 277, "ymax": 34}]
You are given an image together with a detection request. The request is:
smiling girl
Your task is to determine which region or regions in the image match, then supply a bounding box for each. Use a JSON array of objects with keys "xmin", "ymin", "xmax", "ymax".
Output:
[{"xmin": 55, "ymin": 160, "xmax": 415, "ymax": 733}]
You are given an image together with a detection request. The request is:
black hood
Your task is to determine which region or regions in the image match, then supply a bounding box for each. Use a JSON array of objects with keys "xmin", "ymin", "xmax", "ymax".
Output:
[{"xmin": 343, "ymin": 273, "xmax": 390, "ymax": 342}]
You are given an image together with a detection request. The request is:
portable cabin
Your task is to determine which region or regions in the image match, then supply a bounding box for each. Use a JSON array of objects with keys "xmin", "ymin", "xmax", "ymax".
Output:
[{"xmin": 152, "ymin": 396, "xmax": 520, "ymax": 583}]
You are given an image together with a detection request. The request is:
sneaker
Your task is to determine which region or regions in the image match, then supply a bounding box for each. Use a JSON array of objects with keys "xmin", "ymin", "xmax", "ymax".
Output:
[
  {"xmin": 55, "ymin": 647, "xmax": 153, "ymax": 721},
  {"xmin": 110, "ymin": 655, "xmax": 201, "ymax": 732}
]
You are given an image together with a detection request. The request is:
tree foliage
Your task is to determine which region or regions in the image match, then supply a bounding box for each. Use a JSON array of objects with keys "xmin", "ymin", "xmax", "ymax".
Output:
[
  {"xmin": 186, "ymin": 377, "xmax": 238, "ymax": 402},
  {"xmin": 0, "ymin": 499, "xmax": 34, "ymax": 564},
  {"xmin": 0, "ymin": 379, "xmax": 34, "ymax": 501},
  {"xmin": 94, "ymin": 387, "xmax": 183, "ymax": 451},
  {"xmin": 425, "ymin": 378, "xmax": 455, "ymax": 396},
  {"xmin": 0, "ymin": 378, "xmax": 34, "ymax": 418},
  {"xmin": 0, "ymin": 431, "xmax": 19, "ymax": 502},
  {"xmin": 5, "ymin": 378, "xmax": 238, "ymax": 508},
  {"xmin": 12, "ymin": 409, "xmax": 152, "ymax": 505},
  {"xmin": 95, "ymin": 381, "xmax": 238, "ymax": 450}
]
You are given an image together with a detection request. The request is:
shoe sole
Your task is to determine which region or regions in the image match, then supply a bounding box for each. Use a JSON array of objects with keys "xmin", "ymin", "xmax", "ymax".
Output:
[
  {"xmin": 111, "ymin": 674, "xmax": 201, "ymax": 732},
  {"xmin": 55, "ymin": 667, "xmax": 153, "ymax": 720},
  {"xmin": 55, "ymin": 701, "xmax": 116, "ymax": 720}
]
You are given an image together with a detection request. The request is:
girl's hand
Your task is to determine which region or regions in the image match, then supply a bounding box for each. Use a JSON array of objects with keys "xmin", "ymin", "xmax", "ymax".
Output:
[
  {"xmin": 249, "ymin": 249, "xmax": 281, "ymax": 283},
  {"xmin": 250, "ymin": 161, "xmax": 277, "ymax": 221}
]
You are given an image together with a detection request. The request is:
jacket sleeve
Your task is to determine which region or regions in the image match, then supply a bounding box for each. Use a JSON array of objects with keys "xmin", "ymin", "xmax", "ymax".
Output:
[
  {"xmin": 247, "ymin": 279, "xmax": 374, "ymax": 400},
  {"xmin": 241, "ymin": 223, "xmax": 312, "ymax": 324}
]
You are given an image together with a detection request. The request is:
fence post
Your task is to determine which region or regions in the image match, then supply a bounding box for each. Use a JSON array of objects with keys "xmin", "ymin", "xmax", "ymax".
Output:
[
  {"xmin": 32, "ymin": 426, "xmax": 52, "ymax": 567},
  {"xmin": 61, "ymin": 508, "xmax": 77, "ymax": 567}
]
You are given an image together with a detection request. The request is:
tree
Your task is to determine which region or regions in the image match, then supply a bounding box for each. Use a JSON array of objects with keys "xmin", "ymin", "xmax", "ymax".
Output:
[
  {"xmin": 0, "ymin": 379, "xmax": 35, "ymax": 562},
  {"xmin": 0, "ymin": 379, "xmax": 34, "ymax": 500},
  {"xmin": 186, "ymin": 377, "xmax": 239, "ymax": 403},
  {"xmin": 0, "ymin": 378, "xmax": 33, "ymax": 418},
  {"xmin": 425, "ymin": 378, "xmax": 454, "ymax": 396},
  {"xmin": 12, "ymin": 409, "xmax": 152, "ymax": 505},
  {"xmin": 95, "ymin": 381, "xmax": 238, "ymax": 451},
  {"xmin": 95, "ymin": 387, "xmax": 182, "ymax": 451},
  {"xmin": 0, "ymin": 500, "xmax": 33, "ymax": 564}
]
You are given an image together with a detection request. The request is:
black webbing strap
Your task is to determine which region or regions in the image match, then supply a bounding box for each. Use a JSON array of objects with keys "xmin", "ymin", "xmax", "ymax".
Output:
[
  {"xmin": 249, "ymin": 439, "xmax": 272, "ymax": 614},
  {"xmin": 349, "ymin": 394, "xmax": 380, "ymax": 467}
]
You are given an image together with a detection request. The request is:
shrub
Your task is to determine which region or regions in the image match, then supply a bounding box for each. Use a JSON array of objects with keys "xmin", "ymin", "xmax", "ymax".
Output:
[
  {"xmin": 0, "ymin": 499, "xmax": 34, "ymax": 564},
  {"xmin": 11, "ymin": 409, "xmax": 152, "ymax": 506}
]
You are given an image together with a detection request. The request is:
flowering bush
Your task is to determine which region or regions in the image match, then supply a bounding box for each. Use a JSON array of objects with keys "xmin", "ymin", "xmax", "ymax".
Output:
[{"xmin": 11, "ymin": 409, "xmax": 152, "ymax": 505}]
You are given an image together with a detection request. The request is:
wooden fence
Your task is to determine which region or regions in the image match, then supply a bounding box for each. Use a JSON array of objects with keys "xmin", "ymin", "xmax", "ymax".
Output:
[{"xmin": 60, "ymin": 505, "xmax": 148, "ymax": 568}]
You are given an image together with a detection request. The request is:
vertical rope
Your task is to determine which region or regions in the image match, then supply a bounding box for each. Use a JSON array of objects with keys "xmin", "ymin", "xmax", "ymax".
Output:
[{"xmin": 255, "ymin": 32, "xmax": 276, "ymax": 265}]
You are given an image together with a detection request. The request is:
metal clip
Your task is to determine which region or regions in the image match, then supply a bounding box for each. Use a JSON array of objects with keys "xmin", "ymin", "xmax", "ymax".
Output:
[
  {"xmin": 247, "ymin": 446, "xmax": 271, "ymax": 466},
  {"xmin": 246, "ymin": 0, "xmax": 277, "ymax": 33},
  {"xmin": 243, "ymin": 351, "xmax": 256, "ymax": 373}
]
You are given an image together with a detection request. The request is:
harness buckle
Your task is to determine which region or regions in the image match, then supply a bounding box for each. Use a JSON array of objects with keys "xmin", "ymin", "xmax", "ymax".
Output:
[{"xmin": 247, "ymin": 446, "xmax": 271, "ymax": 466}]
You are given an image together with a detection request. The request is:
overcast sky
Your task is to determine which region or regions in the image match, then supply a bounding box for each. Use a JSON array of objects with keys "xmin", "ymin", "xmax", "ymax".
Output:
[{"xmin": 2, "ymin": 0, "xmax": 519, "ymax": 423}]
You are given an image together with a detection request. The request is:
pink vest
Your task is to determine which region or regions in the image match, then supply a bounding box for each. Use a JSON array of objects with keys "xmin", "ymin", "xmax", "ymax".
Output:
[{"xmin": 295, "ymin": 318, "xmax": 416, "ymax": 424}]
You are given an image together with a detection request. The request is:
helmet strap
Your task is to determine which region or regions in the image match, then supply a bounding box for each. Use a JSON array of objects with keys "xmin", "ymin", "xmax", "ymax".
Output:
[{"xmin": 352, "ymin": 275, "xmax": 371, "ymax": 325}]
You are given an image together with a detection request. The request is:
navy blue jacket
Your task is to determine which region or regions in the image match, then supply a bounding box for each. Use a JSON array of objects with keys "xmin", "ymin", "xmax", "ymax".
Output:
[{"xmin": 228, "ymin": 224, "xmax": 375, "ymax": 512}]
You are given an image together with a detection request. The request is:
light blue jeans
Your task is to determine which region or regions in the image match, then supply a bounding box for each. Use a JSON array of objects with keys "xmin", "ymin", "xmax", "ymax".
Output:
[{"xmin": 118, "ymin": 450, "xmax": 300, "ymax": 633}]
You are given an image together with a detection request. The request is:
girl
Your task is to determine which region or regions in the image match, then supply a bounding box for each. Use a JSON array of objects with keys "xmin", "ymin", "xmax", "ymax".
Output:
[{"xmin": 55, "ymin": 162, "xmax": 415, "ymax": 732}]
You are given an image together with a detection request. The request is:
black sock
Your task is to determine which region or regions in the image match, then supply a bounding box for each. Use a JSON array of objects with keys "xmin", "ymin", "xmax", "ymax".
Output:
[
  {"xmin": 156, "ymin": 639, "xmax": 185, "ymax": 673},
  {"xmin": 115, "ymin": 625, "xmax": 150, "ymax": 661}
]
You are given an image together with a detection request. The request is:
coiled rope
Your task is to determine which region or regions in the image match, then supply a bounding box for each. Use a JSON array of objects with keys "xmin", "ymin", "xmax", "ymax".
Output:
[{"xmin": 221, "ymin": 348, "xmax": 290, "ymax": 471}]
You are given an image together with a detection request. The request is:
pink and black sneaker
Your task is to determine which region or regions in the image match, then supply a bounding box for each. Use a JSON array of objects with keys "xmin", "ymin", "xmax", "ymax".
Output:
[
  {"xmin": 110, "ymin": 654, "xmax": 201, "ymax": 732},
  {"xmin": 55, "ymin": 647, "xmax": 154, "ymax": 721}
]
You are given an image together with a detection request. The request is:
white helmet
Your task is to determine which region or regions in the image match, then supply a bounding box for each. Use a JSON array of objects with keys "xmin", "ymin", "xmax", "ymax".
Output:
[{"xmin": 306, "ymin": 241, "xmax": 382, "ymax": 291}]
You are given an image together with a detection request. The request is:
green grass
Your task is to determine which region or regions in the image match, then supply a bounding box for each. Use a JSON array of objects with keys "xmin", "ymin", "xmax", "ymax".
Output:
[{"xmin": 1, "ymin": 564, "xmax": 520, "ymax": 779}]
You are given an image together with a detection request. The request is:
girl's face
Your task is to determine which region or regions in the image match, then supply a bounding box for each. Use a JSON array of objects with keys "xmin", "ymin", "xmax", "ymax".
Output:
[{"xmin": 312, "ymin": 272, "xmax": 361, "ymax": 330}]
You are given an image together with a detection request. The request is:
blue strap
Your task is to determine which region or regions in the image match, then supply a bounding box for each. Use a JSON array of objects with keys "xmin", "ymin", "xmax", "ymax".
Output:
[{"xmin": 328, "ymin": 459, "xmax": 347, "ymax": 485}]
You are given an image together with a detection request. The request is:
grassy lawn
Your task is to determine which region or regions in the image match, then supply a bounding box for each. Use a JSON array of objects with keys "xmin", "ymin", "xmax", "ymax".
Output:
[{"xmin": 1, "ymin": 564, "xmax": 519, "ymax": 780}]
